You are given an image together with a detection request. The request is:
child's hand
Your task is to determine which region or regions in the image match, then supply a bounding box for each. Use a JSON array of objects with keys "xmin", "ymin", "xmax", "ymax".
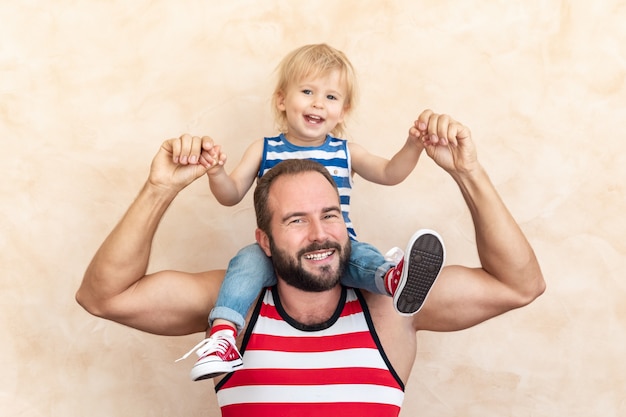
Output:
[
  {"xmin": 169, "ymin": 134, "xmax": 227, "ymax": 170},
  {"xmin": 407, "ymin": 123, "xmax": 426, "ymax": 150},
  {"xmin": 200, "ymin": 139, "xmax": 227, "ymax": 173}
]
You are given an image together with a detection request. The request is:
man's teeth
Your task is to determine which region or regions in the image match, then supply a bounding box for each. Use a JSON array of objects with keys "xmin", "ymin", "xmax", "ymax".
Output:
[{"xmin": 305, "ymin": 250, "xmax": 333, "ymax": 260}]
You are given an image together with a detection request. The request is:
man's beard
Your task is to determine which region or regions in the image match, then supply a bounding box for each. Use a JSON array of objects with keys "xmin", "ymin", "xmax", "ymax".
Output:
[{"xmin": 269, "ymin": 238, "xmax": 351, "ymax": 292}]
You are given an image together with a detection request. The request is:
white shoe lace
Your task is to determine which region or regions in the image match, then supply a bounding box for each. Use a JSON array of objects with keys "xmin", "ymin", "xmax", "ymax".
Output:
[
  {"xmin": 175, "ymin": 333, "xmax": 233, "ymax": 362},
  {"xmin": 384, "ymin": 247, "xmax": 404, "ymax": 264}
]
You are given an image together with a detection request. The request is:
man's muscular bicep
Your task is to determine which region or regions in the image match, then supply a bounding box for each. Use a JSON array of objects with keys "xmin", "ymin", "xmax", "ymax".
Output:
[
  {"xmin": 85, "ymin": 269, "xmax": 225, "ymax": 336},
  {"xmin": 412, "ymin": 265, "xmax": 523, "ymax": 332}
]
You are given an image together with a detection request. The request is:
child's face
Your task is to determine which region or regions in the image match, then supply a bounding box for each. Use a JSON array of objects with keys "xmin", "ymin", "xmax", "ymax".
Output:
[{"xmin": 277, "ymin": 69, "xmax": 348, "ymax": 144}]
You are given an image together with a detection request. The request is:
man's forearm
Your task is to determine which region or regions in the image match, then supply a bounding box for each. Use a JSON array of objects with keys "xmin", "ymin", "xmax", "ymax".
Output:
[
  {"xmin": 454, "ymin": 164, "xmax": 545, "ymax": 301},
  {"xmin": 76, "ymin": 181, "xmax": 178, "ymax": 312}
]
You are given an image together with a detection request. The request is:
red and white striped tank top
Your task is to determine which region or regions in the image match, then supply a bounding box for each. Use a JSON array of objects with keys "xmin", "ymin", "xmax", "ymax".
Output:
[{"xmin": 215, "ymin": 286, "xmax": 405, "ymax": 417}]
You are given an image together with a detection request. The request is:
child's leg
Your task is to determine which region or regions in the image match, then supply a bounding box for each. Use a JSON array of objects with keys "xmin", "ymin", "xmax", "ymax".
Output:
[
  {"xmin": 209, "ymin": 243, "xmax": 276, "ymax": 333},
  {"xmin": 342, "ymin": 230, "xmax": 445, "ymax": 316},
  {"xmin": 179, "ymin": 243, "xmax": 276, "ymax": 381},
  {"xmin": 342, "ymin": 241, "xmax": 390, "ymax": 295}
]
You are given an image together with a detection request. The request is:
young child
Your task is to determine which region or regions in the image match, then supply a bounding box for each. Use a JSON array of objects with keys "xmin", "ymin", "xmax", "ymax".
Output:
[{"xmin": 176, "ymin": 44, "xmax": 445, "ymax": 381}]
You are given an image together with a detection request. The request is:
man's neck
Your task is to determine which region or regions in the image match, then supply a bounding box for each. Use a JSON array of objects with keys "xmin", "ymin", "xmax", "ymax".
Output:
[{"xmin": 275, "ymin": 281, "xmax": 343, "ymax": 326}]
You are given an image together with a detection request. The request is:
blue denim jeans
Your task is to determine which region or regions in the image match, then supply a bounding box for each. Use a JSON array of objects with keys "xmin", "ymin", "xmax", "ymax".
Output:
[{"xmin": 208, "ymin": 240, "xmax": 393, "ymax": 331}]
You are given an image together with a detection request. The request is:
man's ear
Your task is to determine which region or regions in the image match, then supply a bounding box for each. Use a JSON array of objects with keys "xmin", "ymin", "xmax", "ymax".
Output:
[{"xmin": 256, "ymin": 228, "xmax": 272, "ymax": 256}]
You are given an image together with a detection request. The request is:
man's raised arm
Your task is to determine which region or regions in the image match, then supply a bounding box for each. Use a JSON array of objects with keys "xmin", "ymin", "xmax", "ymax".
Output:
[
  {"xmin": 411, "ymin": 110, "xmax": 545, "ymax": 331},
  {"xmin": 76, "ymin": 136, "xmax": 225, "ymax": 336}
]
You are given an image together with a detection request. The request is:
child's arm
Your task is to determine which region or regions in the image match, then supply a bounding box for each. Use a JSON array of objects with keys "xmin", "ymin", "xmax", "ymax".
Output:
[
  {"xmin": 348, "ymin": 129, "xmax": 424, "ymax": 185},
  {"xmin": 206, "ymin": 138, "xmax": 265, "ymax": 206}
]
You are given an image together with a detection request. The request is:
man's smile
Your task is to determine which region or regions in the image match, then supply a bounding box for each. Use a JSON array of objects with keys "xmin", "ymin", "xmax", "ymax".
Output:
[{"xmin": 303, "ymin": 249, "xmax": 335, "ymax": 261}]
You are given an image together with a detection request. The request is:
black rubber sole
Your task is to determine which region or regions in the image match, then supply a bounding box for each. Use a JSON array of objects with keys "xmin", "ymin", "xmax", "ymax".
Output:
[{"xmin": 394, "ymin": 232, "xmax": 445, "ymax": 315}]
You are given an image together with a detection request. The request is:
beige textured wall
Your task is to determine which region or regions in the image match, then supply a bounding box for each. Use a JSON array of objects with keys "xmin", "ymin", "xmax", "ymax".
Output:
[{"xmin": 2, "ymin": 1, "xmax": 624, "ymax": 416}]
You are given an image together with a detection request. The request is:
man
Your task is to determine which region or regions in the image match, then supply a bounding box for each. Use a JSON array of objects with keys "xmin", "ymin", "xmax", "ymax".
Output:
[{"xmin": 76, "ymin": 110, "xmax": 545, "ymax": 416}]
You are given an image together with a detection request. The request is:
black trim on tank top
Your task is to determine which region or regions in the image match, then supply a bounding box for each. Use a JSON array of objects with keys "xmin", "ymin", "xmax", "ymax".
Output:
[
  {"xmin": 354, "ymin": 288, "xmax": 406, "ymax": 391},
  {"xmin": 272, "ymin": 285, "xmax": 347, "ymax": 332}
]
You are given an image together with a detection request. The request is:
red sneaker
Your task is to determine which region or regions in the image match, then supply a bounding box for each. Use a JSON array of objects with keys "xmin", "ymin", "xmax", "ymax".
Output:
[{"xmin": 178, "ymin": 330, "xmax": 243, "ymax": 381}]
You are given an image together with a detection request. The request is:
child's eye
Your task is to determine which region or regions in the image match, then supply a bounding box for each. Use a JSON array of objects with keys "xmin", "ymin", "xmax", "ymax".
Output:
[
  {"xmin": 326, "ymin": 94, "xmax": 337, "ymax": 100},
  {"xmin": 302, "ymin": 89, "xmax": 313, "ymax": 95}
]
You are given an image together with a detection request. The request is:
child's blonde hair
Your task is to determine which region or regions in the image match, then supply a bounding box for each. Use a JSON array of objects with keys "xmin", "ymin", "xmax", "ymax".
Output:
[{"xmin": 271, "ymin": 44, "xmax": 358, "ymax": 138}]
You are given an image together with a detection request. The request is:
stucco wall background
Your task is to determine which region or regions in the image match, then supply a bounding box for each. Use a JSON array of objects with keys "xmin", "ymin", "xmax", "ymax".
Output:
[{"xmin": 1, "ymin": 1, "xmax": 624, "ymax": 416}]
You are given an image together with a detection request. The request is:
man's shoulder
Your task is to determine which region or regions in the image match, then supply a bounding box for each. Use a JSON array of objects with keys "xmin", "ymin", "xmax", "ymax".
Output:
[
  {"xmin": 360, "ymin": 290, "xmax": 396, "ymax": 317},
  {"xmin": 359, "ymin": 289, "xmax": 417, "ymax": 381},
  {"xmin": 359, "ymin": 289, "xmax": 414, "ymax": 329}
]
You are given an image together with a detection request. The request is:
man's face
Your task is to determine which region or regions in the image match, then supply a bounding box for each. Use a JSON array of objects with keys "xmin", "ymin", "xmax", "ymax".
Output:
[{"xmin": 259, "ymin": 171, "xmax": 351, "ymax": 292}]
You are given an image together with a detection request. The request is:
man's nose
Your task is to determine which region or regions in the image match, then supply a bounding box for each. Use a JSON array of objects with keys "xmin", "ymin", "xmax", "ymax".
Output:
[{"xmin": 308, "ymin": 219, "xmax": 328, "ymax": 242}]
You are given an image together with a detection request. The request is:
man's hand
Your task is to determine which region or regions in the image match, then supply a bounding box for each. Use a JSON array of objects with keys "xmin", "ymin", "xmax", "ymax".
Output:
[
  {"xmin": 149, "ymin": 135, "xmax": 227, "ymax": 192},
  {"xmin": 409, "ymin": 109, "xmax": 479, "ymax": 176}
]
